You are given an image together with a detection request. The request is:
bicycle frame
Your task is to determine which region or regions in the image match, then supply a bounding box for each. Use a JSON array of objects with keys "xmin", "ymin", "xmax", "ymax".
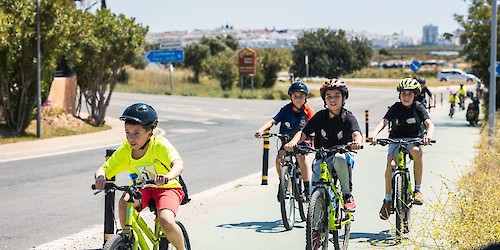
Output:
[
  {"xmin": 317, "ymin": 160, "xmax": 353, "ymax": 232},
  {"xmin": 124, "ymin": 198, "xmax": 165, "ymax": 250},
  {"xmin": 392, "ymin": 148, "xmax": 413, "ymax": 205}
]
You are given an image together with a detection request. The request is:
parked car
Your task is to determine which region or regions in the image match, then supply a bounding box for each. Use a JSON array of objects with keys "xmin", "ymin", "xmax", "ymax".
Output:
[{"xmin": 437, "ymin": 69, "xmax": 478, "ymax": 82}]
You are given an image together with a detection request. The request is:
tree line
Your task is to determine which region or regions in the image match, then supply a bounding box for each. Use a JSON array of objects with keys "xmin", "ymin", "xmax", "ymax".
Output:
[{"xmin": 0, "ymin": 0, "xmax": 497, "ymax": 136}]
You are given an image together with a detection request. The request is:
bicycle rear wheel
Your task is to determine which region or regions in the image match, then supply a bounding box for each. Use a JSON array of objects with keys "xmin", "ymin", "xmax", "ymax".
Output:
[
  {"xmin": 332, "ymin": 198, "xmax": 351, "ymax": 250},
  {"xmin": 280, "ymin": 165, "xmax": 295, "ymax": 230},
  {"xmin": 103, "ymin": 234, "xmax": 133, "ymax": 250},
  {"xmin": 306, "ymin": 189, "xmax": 329, "ymax": 250},
  {"xmin": 161, "ymin": 221, "xmax": 191, "ymax": 250}
]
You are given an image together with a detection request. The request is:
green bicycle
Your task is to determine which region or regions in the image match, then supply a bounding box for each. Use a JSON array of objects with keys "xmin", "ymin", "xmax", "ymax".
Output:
[
  {"xmin": 92, "ymin": 174, "xmax": 191, "ymax": 250},
  {"xmin": 376, "ymin": 138, "xmax": 435, "ymax": 238},
  {"xmin": 297, "ymin": 145, "xmax": 357, "ymax": 250}
]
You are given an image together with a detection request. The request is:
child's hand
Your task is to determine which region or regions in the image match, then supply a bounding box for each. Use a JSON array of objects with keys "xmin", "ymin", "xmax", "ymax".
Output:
[
  {"xmin": 154, "ymin": 174, "xmax": 168, "ymax": 186},
  {"xmin": 348, "ymin": 142, "xmax": 362, "ymax": 150},
  {"xmin": 95, "ymin": 175, "xmax": 106, "ymax": 190},
  {"xmin": 254, "ymin": 130, "xmax": 263, "ymax": 138},
  {"xmin": 368, "ymin": 136, "xmax": 377, "ymax": 145},
  {"xmin": 284, "ymin": 141, "xmax": 296, "ymax": 152}
]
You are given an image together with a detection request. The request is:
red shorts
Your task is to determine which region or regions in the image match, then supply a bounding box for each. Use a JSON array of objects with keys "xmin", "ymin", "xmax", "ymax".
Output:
[{"xmin": 139, "ymin": 187, "xmax": 184, "ymax": 216}]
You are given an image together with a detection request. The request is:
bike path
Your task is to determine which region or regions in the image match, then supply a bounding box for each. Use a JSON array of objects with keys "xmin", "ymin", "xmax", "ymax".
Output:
[{"xmin": 35, "ymin": 99, "xmax": 482, "ymax": 250}]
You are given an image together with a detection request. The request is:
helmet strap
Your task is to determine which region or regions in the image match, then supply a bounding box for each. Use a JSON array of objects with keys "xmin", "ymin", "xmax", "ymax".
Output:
[{"xmin": 139, "ymin": 138, "xmax": 151, "ymax": 150}]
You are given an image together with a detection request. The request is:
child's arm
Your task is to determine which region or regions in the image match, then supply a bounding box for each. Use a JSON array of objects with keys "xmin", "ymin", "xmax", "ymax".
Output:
[
  {"xmin": 284, "ymin": 131, "xmax": 307, "ymax": 152},
  {"xmin": 254, "ymin": 119, "xmax": 276, "ymax": 138},
  {"xmin": 423, "ymin": 119, "xmax": 435, "ymax": 145},
  {"xmin": 368, "ymin": 119, "xmax": 389, "ymax": 145},
  {"xmin": 350, "ymin": 131, "xmax": 363, "ymax": 150}
]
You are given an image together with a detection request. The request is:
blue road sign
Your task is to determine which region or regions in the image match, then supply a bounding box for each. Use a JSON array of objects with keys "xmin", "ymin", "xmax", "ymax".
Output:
[
  {"xmin": 410, "ymin": 60, "xmax": 421, "ymax": 72},
  {"xmin": 146, "ymin": 50, "xmax": 184, "ymax": 63},
  {"xmin": 496, "ymin": 62, "xmax": 500, "ymax": 77}
]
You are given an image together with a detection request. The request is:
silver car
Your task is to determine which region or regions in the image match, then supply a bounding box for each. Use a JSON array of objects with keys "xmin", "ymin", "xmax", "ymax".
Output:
[{"xmin": 437, "ymin": 69, "xmax": 478, "ymax": 82}]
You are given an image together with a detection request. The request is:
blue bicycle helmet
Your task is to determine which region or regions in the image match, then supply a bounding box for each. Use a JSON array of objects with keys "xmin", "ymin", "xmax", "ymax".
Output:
[
  {"xmin": 288, "ymin": 81, "xmax": 309, "ymax": 96},
  {"xmin": 120, "ymin": 103, "xmax": 158, "ymax": 129}
]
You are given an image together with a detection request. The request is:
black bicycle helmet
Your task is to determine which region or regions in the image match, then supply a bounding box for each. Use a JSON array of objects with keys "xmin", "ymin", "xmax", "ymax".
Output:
[
  {"xmin": 288, "ymin": 81, "xmax": 309, "ymax": 96},
  {"xmin": 416, "ymin": 77, "xmax": 426, "ymax": 85},
  {"xmin": 320, "ymin": 78, "xmax": 349, "ymax": 101},
  {"xmin": 120, "ymin": 103, "xmax": 158, "ymax": 129}
]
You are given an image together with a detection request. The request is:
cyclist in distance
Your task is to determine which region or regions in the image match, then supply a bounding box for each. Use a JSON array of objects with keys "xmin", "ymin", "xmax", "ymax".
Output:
[
  {"xmin": 255, "ymin": 81, "xmax": 315, "ymax": 200},
  {"xmin": 458, "ymin": 83, "xmax": 467, "ymax": 110},
  {"xmin": 94, "ymin": 103, "xmax": 186, "ymax": 249},
  {"xmin": 414, "ymin": 77, "xmax": 433, "ymax": 109},
  {"xmin": 368, "ymin": 78, "xmax": 435, "ymax": 220},
  {"xmin": 284, "ymin": 78, "xmax": 363, "ymax": 212}
]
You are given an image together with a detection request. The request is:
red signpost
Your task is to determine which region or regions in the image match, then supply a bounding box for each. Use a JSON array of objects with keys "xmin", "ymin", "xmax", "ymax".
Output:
[{"xmin": 238, "ymin": 47, "xmax": 256, "ymax": 77}]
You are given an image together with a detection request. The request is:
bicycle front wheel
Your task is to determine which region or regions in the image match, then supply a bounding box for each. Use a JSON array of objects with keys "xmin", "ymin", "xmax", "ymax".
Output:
[
  {"xmin": 306, "ymin": 189, "xmax": 329, "ymax": 250},
  {"xmin": 103, "ymin": 234, "xmax": 133, "ymax": 250},
  {"xmin": 332, "ymin": 197, "xmax": 351, "ymax": 250},
  {"xmin": 161, "ymin": 221, "xmax": 191, "ymax": 250},
  {"xmin": 280, "ymin": 165, "xmax": 295, "ymax": 230},
  {"xmin": 394, "ymin": 173, "xmax": 408, "ymax": 237}
]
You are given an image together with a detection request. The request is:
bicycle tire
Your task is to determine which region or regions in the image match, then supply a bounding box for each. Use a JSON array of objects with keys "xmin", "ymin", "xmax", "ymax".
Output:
[
  {"xmin": 394, "ymin": 173, "xmax": 405, "ymax": 237},
  {"xmin": 280, "ymin": 165, "xmax": 295, "ymax": 230},
  {"xmin": 306, "ymin": 189, "xmax": 329, "ymax": 250},
  {"xmin": 103, "ymin": 234, "xmax": 133, "ymax": 250},
  {"xmin": 294, "ymin": 170, "xmax": 307, "ymax": 222},
  {"xmin": 161, "ymin": 221, "xmax": 191, "ymax": 250},
  {"xmin": 332, "ymin": 197, "xmax": 350, "ymax": 250}
]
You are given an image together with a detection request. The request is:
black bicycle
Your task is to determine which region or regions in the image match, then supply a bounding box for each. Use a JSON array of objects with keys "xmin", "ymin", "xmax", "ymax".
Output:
[
  {"xmin": 297, "ymin": 144, "xmax": 359, "ymax": 250},
  {"xmin": 260, "ymin": 133, "xmax": 307, "ymax": 230},
  {"xmin": 376, "ymin": 138, "xmax": 435, "ymax": 238}
]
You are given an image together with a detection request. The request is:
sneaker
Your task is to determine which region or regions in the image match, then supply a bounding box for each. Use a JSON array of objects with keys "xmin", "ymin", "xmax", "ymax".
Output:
[
  {"xmin": 343, "ymin": 194, "xmax": 356, "ymax": 212},
  {"xmin": 379, "ymin": 200, "xmax": 392, "ymax": 220},
  {"xmin": 413, "ymin": 191, "xmax": 424, "ymax": 205}
]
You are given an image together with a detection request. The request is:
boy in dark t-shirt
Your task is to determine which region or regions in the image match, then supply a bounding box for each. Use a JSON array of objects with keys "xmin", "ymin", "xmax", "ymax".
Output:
[
  {"xmin": 255, "ymin": 81, "xmax": 315, "ymax": 199},
  {"xmin": 368, "ymin": 78, "xmax": 435, "ymax": 221},
  {"xmin": 285, "ymin": 78, "xmax": 363, "ymax": 212}
]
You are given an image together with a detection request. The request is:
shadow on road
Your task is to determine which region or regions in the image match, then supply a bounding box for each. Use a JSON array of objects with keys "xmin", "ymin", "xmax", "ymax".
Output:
[
  {"xmin": 433, "ymin": 121, "xmax": 473, "ymax": 128},
  {"xmin": 350, "ymin": 229, "xmax": 405, "ymax": 247},
  {"xmin": 216, "ymin": 219, "xmax": 304, "ymax": 233}
]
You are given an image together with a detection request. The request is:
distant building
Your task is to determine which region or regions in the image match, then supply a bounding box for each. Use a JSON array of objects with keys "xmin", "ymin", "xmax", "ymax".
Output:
[{"xmin": 422, "ymin": 24, "xmax": 438, "ymax": 46}]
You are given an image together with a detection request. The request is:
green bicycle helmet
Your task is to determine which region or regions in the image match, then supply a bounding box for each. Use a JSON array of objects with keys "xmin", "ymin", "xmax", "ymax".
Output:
[{"xmin": 397, "ymin": 78, "xmax": 421, "ymax": 94}]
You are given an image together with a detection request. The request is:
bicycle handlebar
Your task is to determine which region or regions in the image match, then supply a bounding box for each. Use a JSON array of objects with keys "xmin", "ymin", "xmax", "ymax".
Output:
[
  {"xmin": 91, "ymin": 179, "xmax": 166, "ymax": 200},
  {"xmin": 295, "ymin": 144, "xmax": 361, "ymax": 159},
  {"xmin": 376, "ymin": 138, "xmax": 436, "ymax": 147},
  {"xmin": 259, "ymin": 133, "xmax": 291, "ymax": 140}
]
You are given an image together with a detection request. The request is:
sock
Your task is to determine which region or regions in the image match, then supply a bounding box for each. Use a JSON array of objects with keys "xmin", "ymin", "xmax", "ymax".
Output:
[
  {"xmin": 385, "ymin": 194, "xmax": 392, "ymax": 202},
  {"xmin": 415, "ymin": 185, "xmax": 421, "ymax": 192},
  {"xmin": 303, "ymin": 181, "xmax": 310, "ymax": 193}
]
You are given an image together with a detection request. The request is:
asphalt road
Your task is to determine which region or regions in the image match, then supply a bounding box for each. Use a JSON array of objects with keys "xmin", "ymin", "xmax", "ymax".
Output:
[{"xmin": 1, "ymin": 86, "xmax": 480, "ymax": 249}]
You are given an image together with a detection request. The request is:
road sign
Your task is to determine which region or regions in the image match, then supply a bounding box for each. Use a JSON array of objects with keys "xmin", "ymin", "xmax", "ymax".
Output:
[
  {"xmin": 145, "ymin": 50, "xmax": 184, "ymax": 63},
  {"xmin": 410, "ymin": 60, "xmax": 421, "ymax": 72},
  {"xmin": 238, "ymin": 48, "xmax": 256, "ymax": 77},
  {"xmin": 496, "ymin": 62, "xmax": 500, "ymax": 77}
]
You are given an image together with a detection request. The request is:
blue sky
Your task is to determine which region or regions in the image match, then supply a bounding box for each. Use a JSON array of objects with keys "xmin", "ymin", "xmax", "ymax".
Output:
[{"xmin": 101, "ymin": 0, "xmax": 469, "ymax": 37}]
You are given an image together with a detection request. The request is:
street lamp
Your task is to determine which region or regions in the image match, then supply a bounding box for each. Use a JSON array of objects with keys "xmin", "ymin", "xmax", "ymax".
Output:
[
  {"xmin": 488, "ymin": 0, "xmax": 497, "ymax": 140},
  {"xmin": 36, "ymin": 0, "xmax": 41, "ymax": 138}
]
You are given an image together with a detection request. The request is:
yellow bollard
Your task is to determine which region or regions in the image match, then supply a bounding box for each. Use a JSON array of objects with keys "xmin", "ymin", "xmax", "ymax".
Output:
[{"xmin": 261, "ymin": 129, "xmax": 270, "ymax": 185}]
